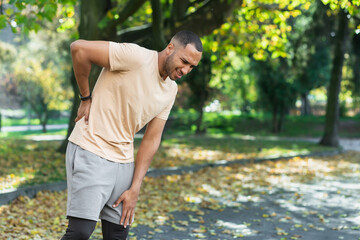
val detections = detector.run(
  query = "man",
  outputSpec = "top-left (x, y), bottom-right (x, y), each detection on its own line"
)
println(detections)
top-left (61, 30), bottom-right (203, 239)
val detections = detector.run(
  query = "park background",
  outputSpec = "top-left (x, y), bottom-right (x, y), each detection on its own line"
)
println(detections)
top-left (0, 0), bottom-right (360, 239)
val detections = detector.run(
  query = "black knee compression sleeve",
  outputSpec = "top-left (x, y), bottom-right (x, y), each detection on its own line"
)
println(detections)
top-left (61, 217), bottom-right (97, 240)
top-left (101, 219), bottom-right (129, 240)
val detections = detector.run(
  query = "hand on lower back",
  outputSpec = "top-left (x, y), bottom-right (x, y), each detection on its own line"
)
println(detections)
top-left (75, 100), bottom-right (91, 124)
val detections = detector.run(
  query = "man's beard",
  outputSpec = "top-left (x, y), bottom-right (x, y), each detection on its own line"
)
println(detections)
top-left (164, 52), bottom-right (176, 80)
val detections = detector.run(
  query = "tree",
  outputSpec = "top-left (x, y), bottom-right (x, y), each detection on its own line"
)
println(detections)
top-left (319, 9), bottom-right (349, 146)
top-left (292, 0), bottom-right (334, 116)
top-left (351, 24), bottom-right (360, 99)
top-left (183, 52), bottom-right (213, 134)
top-left (1, 14), bottom-right (74, 132)
top-left (57, 0), bottom-right (115, 151)
top-left (0, 41), bottom-right (20, 110)
top-left (319, 0), bottom-right (360, 147)
top-left (253, 58), bottom-right (297, 133)
top-left (58, 0), bottom-right (243, 152)
top-left (0, 0), bottom-right (76, 34)
top-left (11, 60), bottom-right (71, 132)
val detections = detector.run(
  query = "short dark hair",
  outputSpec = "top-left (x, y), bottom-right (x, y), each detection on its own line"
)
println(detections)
top-left (172, 30), bottom-right (203, 52)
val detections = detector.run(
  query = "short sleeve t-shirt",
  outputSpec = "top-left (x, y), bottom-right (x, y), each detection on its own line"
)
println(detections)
top-left (68, 42), bottom-right (178, 163)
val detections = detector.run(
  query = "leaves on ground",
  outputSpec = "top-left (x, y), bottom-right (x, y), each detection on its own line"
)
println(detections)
top-left (0, 136), bottom-right (334, 192)
top-left (1, 150), bottom-right (359, 239)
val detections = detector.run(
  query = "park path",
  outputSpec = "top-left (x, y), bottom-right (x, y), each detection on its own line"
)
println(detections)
top-left (282, 137), bottom-right (360, 152)
top-left (117, 151), bottom-right (360, 240)
top-left (0, 124), bottom-right (68, 132)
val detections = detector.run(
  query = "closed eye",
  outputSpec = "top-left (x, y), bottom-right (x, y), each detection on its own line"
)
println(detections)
top-left (181, 58), bottom-right (195, 68)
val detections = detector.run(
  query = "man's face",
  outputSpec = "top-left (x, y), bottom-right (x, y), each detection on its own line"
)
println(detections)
top-left (164, 43), bottom-right (202, 80)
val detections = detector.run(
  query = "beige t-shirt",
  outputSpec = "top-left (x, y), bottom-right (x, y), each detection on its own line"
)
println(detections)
top-left (68, 42), bottom-right (178, 163)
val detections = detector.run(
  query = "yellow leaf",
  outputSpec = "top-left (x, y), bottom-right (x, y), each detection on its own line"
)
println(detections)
top-left (5, 8), bottom-right (13, 15)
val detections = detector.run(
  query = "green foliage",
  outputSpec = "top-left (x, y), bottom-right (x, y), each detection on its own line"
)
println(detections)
top-left (0, 0), bottom-right (76, 34)
top-left (181, 52), bottom-right (213, 132)
top-left (0, 41), bottom-right (17, 71)
top-left (0, 18), bottom-right (74, 131)
top-left (207, 0), bottom-right (313, 61)
top-left (183, 53), bottom-right (213, 111)
top-left (252, 57), bottom-right (297, 132)
top-left (13, 60), bottom-right (70, 111)
top-left (169, 110), bottom-right (360, 138)
top-left (322, 0), bottom-right (360, 14)
top-left (99, 1), bottom-right (153, 30)
top-left (211, 51), bottom-right (257, 112)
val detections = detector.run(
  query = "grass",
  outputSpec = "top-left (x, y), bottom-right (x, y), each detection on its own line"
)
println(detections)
top-left (169, 112), bottom-right (360, 138)
top-left (0, 133), bottom-right (337, 193)
top-left (0, 129), bottom-right (67, 139)
top-left (2, 111), bottom-right (359, 138)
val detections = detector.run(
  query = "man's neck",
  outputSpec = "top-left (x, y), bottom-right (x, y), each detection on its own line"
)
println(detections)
top-left (157, 51), bottom-right (167, 80)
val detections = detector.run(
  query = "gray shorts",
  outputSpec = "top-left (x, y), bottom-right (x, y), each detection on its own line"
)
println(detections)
top-left (65, 142), bottom-right (134, 224)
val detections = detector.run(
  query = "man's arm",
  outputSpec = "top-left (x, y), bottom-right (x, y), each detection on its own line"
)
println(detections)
top-left (112, 117), bottom-right (167, 227)
top-left (70, 40), bottom-right (110, 124)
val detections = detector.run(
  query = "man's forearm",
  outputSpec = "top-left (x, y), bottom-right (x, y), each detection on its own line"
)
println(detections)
top-left (130, 138), bottom-right (160, 192)
top-left (70, 40), bottom-right (92, 96)
top-left (70, 40), bottom-right (110, 97)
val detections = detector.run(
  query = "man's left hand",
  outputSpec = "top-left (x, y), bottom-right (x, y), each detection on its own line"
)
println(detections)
top-left (113, 188), bottom-right (139, 228)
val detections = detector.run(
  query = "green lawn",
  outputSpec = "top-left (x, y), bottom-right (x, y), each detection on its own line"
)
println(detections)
top-left (169, 112), bottom-right (360, 138)
top-left (0, 134), bottom-right (336, 193)
top-left (2, 112), bottom-right (359, 138)
top-left (0, 129), bottom-right (67, 139)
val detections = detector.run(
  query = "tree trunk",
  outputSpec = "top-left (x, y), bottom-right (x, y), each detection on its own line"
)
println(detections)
top-left (319, 9), bottom-right (349, 147)
top-left (278, 104), bottom-right (286, 133)
top-left (151, 0), bottom-right (166, 51)
top-left (300, 92), bottom-right (312, 116)
top-left (115, 0), bottom-right (242, 44)
top-left (352, 33), bottom-right (360, 97)
top-left (195, 106), bottom-right (205, 134)
top-left (41, 109), bottom-right (48, 133)
top-left (59, 0), bottom-right (243, 151)
top-left (40, 101), bottom-right (48, 133)
top-left (272, 104), bottom-right (278, 133)
top-left (58, 0), bottom-right (114, 152)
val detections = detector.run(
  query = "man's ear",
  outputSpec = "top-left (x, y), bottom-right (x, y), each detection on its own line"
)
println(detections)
top-left (166, 43), bottom-right (175, 55)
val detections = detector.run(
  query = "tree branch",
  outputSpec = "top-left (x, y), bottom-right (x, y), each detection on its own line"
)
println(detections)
top-left (254, 3), bottom-right (292, 12)
top-left (115, 0), bottom-right (243, 45)
top-left (116, 24), bottom-right (152, 43)
top-left (170, 0), bottom-right (243, 37)
top-left (107, 0), bottom-right (147, 29)
top-left (170, 0), bottom-right (190, 25)
top-left (151, 0), bottom-right (166, 50)
top-left (0, 0), bottom-right (3, 15)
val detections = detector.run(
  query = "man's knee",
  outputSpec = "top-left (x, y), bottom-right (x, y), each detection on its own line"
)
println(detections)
top-left (61, 217), bottom-right (97, 240)
top-left (102, 219), bottom-right (129, 240)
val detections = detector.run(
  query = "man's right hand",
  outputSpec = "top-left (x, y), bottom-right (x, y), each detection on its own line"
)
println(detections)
top-left (75, 100), bottom-right (91, 124)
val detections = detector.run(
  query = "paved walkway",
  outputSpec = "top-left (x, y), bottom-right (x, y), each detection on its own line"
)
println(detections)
top-left (0, 124), bottom-right (68, 132)
top-left (128, 152), bottom-right (360, 240)
top-left (283, 137), bottom-right (360, 152)
top-left (130, 177), bottom-right (360, 240)
top-left (236, 135), bottom-right (360, 152)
